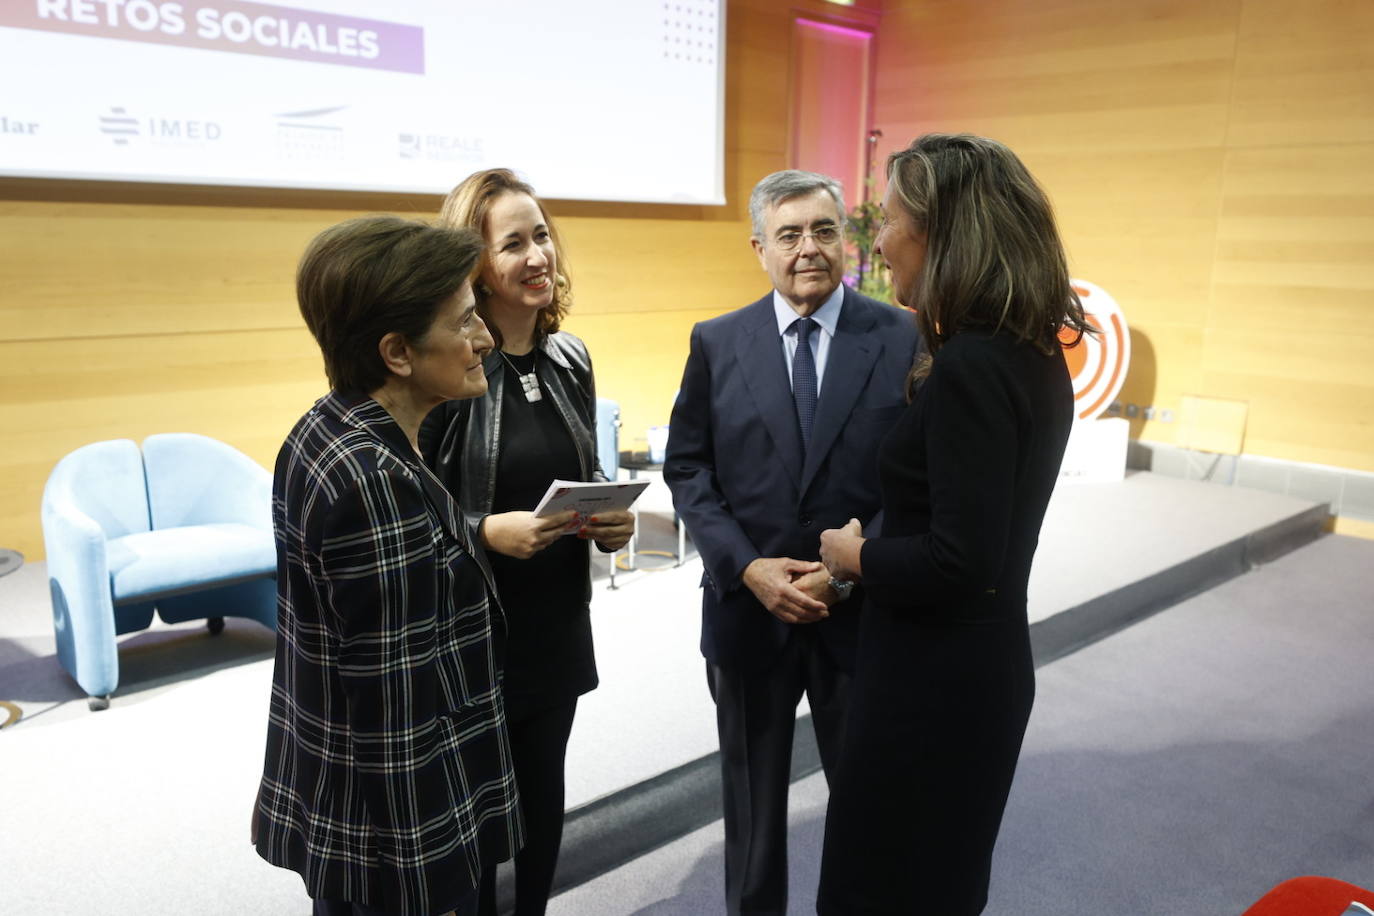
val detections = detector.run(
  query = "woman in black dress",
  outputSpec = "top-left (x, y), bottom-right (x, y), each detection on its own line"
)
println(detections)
top-left (816, 134), bottom-right (1092, 915)
top-left (420, 169), bottom-right (633, 916)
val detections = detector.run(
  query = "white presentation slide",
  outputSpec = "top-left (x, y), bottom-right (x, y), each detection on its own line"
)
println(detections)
top-left (0, 0), bottom-right (726, 204)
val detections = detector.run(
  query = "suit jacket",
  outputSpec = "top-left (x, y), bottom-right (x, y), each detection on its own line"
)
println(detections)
top-left (255, 391), bottom-right (522, 916)
top-left (664, 286), bottom-right (919, 672)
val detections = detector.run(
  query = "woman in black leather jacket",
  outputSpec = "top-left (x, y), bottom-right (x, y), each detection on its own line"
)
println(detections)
top-left (419, 168), bottom-right (633, 916)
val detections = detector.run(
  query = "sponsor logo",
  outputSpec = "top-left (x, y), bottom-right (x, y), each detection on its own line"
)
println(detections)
top-left (1, 116), bottom-right (40, 136)
top-left (1060, 279), bottom-right (1130, 422)
top-left (275, 106), bottom-right (347, 161)
top-left (99, 106), bottom-right (223, 148)
top-left (397, 132), bottom-right (483, 163)
top-left (99, 107), bottom-right (138, 146)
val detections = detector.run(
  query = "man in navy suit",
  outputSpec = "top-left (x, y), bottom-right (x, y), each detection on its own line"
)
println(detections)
top-left (664, 170), bottom-right (920, 916)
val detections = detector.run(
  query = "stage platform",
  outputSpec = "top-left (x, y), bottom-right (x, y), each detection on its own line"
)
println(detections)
top-left (546, 470), bottom-right (1329, 901)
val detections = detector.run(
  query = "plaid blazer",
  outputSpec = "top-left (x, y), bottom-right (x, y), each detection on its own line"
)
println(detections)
top-left (255, 391), bottom-right (522, 915)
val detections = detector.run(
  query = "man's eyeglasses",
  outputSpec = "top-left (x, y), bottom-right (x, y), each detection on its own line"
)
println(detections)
top-left (772, 226), bottom-right (842, 251)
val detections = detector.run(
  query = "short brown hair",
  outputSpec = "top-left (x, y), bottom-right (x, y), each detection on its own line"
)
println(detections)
top-left (886, 134), bottom-right (1091, 384)
top-left (296, 216), bottom-right (482, 395)
top-left (438, 168), bottom-right (572, 345)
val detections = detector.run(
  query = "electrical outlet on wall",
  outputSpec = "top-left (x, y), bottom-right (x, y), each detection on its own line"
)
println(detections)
top-left (1160, 409), bottom-right (1174, 423)
top-left (1143, 406), bottom-right (1156, 420)
top-left (1125, 403), bottom-right (1139, 418)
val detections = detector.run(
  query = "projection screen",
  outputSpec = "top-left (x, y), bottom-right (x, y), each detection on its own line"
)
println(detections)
top-left (0, 0), bottom-right (726, 204)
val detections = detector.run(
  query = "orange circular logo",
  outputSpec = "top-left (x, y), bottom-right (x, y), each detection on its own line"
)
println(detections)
top-left (1059, 279), bottom-right (1130, 421)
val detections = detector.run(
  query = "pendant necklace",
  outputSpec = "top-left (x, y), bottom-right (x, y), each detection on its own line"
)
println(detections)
top-left (499, 349), bottom-right (542, 402)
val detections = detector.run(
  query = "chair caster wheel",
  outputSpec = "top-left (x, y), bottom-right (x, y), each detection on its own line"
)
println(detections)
top-left (207, 617), bottom-right (225, 635)
top-left (88, 695), bottom-right (111, 712)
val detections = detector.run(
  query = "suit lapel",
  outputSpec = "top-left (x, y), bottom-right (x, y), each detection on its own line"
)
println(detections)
top-left (801, 290), bottom-right (880, 493)
top-left (734, 298), bottom-right (804, 487)
top-left (334, 393), bottom-right (500, 595)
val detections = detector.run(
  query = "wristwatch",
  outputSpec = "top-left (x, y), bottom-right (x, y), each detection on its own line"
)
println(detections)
top-left (827, 576), bottom-right (855, 602)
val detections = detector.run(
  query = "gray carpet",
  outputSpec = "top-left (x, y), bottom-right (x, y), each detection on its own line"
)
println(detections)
top-left (991, 532), bottom-right (1374, 915)
top-left (553, 533), bottom-right (1374, 914)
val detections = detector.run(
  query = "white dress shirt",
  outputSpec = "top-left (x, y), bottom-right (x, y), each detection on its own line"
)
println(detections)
top-left (773, 284), bottom-right (844, 397)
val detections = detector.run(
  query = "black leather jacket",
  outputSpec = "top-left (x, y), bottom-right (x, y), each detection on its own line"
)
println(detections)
top-left (419, 331), bottom-right (607, 602)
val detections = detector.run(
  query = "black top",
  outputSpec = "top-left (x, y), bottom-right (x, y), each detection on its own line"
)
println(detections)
top-left (861, 329), bottom-right (1073, 612)
top-left (818, 330), bottom-right (1074, 915)
top-left (488, 351), bottom-right (597, 712)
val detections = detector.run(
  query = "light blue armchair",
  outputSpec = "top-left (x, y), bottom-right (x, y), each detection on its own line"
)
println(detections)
top-left (41, 434), bottom-right (277, 710)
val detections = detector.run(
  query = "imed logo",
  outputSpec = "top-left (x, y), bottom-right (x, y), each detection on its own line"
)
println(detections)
top-left (98, 106), bottom-right (222, 147)
top-left (99, 107), bottom-right (138, 145)
top-left (1059, 279), bottom-right (1130, 421)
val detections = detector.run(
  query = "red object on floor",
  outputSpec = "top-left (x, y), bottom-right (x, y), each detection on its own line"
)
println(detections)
top-left (1241, 876), bottom-right (1374, 916)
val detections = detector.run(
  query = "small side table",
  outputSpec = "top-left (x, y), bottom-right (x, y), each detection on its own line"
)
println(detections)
top-left (0, 549), bottom-right (24, 729)
top-left (618, 451), bottom-right (686, 571)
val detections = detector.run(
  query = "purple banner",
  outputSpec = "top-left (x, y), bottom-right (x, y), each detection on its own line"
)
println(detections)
top-left (3, 0), bottom-right (424, 74)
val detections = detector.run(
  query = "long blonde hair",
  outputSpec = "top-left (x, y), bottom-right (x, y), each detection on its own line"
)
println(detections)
top-left (887, 134), bottom-right (1091, 388)
top-left (438, 168), bottom-right (573, 345)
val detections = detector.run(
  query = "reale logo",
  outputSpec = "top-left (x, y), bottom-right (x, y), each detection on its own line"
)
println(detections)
top-left (397, 131), bottom-right (482, 163)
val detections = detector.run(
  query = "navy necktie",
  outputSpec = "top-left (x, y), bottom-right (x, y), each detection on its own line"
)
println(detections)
top-left (792, 317), bottom-right (818, 448)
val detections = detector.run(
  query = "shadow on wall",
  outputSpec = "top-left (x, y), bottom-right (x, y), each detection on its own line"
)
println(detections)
top-left (1114, 327), bottom-right (1156, 439)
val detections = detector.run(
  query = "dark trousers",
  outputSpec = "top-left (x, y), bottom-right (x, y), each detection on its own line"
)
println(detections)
top-left (708, 627), bottom-right (852, 916)
top-left (313, 885), bottom-right (478, 916)
top-left (477, 697), bottom-right (579, 916)
top-left (312, 901), bottom-right (389, 916)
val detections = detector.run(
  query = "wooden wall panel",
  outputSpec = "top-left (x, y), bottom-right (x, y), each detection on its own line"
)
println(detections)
top-left (871, 0), bottom-right (1373, 471)
top-left (556, 217), bottom-right (761, 315)
top-left (563, 307), bottom-right (728, 442)
top-left (873, 0), bottom-right (1238, 150)
top-left (0, 0), bottom-right (865, 560)
top-left (1034, 147), bottom-right (1227, 326)
top-left (1209, 137), bottom-right (1374, 469)
top-left (12, 0), bottom-right (1366, 560)
top-left (1202, 371), bottom-right (1374, 470)
top-left (1228, 0), bottom-right (1374, 147)
top-left (0, 201), bottom-right (328, 340)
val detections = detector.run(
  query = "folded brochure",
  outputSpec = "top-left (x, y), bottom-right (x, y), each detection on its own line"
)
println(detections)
top-left (532, 478), bottom-right (652, 533)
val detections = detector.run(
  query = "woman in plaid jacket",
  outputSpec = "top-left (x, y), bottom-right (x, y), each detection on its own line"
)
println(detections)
top-left (254, 216), bottom-right (523, 916)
